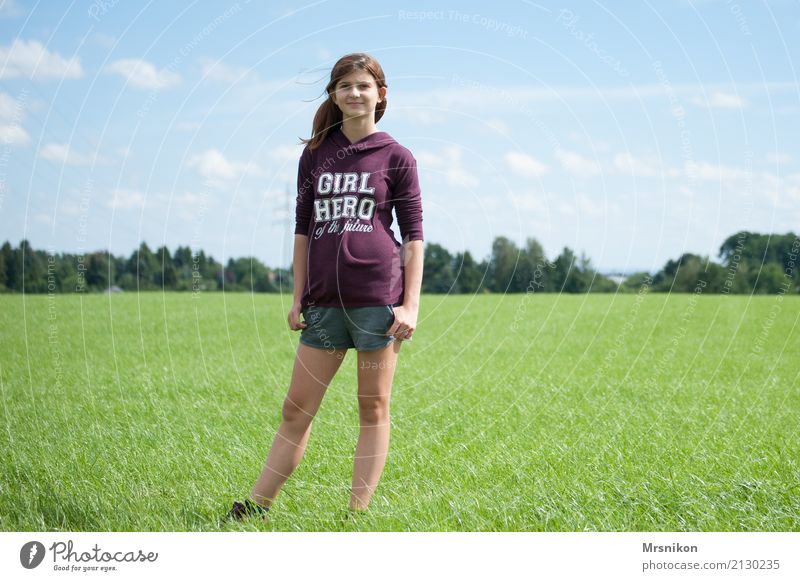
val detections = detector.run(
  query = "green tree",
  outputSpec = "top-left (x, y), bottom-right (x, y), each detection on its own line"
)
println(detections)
top-left (620, 271), bottom-right (653, 293)
top-left (452, 250), bottom-right (485, 293)
top-left (155, 245), bottom-right (177, 289)
top-left (423, 243), bottom-right (455, 293)
top-left (752, 262), bottom-right (789, 294)
top-left (552, 246), bottom-right (590, 292)
top-left (487, 237), bottom-right (520, 292)
top-left (86, 252), bottom-right (111, 291)
top-left (0, 244), bottom-right (6, 291)
top-left (19, 240), bottom-right (47, 293)
top-left (127, 242), bottom-right (159, 290)
top-left (517, 237), bottom-right (549, 292)
top-left (3, 242), bottom-right (21, 291)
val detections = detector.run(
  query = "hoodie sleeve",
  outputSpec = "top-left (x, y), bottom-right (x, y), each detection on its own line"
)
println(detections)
top-left (294, 146), bottom-right (314, 236)
top-left (392, 152), bottom-right (424, 242)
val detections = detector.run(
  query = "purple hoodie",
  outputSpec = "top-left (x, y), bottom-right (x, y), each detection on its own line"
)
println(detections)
top-left (295, 127), bottom-right (424, 309)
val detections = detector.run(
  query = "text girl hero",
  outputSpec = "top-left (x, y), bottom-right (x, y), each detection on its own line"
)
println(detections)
top-left (227, 53), bottom-right (424, 521)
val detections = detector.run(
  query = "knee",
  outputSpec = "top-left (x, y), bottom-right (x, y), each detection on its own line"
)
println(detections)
top-left (281, 397), bottom-right (314, 428)
top-left (357, 395), bottom-right (390, 425)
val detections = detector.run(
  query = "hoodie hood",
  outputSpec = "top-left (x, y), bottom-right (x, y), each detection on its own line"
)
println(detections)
top-left (329, 127), bottom-right (397, 153)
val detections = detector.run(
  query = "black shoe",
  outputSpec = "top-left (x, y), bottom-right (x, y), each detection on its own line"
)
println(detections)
top-left (226, 499), bottom-right (269, 521)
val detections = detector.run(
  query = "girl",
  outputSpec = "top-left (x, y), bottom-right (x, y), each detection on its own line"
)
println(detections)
top-left (227, 53), bottom-right (424, 521)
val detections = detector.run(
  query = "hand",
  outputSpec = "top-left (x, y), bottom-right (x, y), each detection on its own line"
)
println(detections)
top-left (387, 304), bottom-right (418, 341)
top-left (287, 302), bottom-right (307, 331)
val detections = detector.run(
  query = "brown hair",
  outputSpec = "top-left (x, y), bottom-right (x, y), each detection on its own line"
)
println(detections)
top-left (299, 53), bottom-right (388, 150)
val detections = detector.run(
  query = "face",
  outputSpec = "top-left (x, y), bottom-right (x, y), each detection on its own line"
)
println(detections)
top-left (330, 70), bottom-right (386, 119)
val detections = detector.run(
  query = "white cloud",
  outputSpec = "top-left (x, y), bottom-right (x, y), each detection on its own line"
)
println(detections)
top-left (408, 79), bottom-right (793, 111)
top-left (505, 151), bottom-right (549, 177)
top-left (395, 108), bottom-right (447, 125)
top-left (485, 118), bottom-right (510, 136)
top-left (691, 91), bottom-right (746, 109)
top-left (555, 149), bottom-right (602, 178)
top-left (33, 212), bottom-right (53, 225)
top-left (575, 193), bottom-right (606, 217)
top-left (614, 152), bottom-right (651, 177)
top-left (567, 132), bottom-right (611, 154)
top-left (555, 193), bottom-right (609, 218)
top-left (687, 161), bottom-right (751, 181)
top-left (186, 149), bottom-right (262, 181)
top-left (175, 121), bottom-right (201, 132)
top-left (107, 188), bottom-right (147, 210)
top-left (0, 39), bottom-right (83, 80)
top-left (0, 0), bottom-right (24, 17)
top-left (509, 191), bottom-right (547, 213)
top-left (39, 143), bottom-right (104, 165)
top-left (0, 92), bottom-right (25, 120)
top-left (765, 152), bottom-right (792, 165)
top-left (200, 58), bottom-right (254, 83)
top-left (105, 59), bottom-right (181, 89)
top-left (613, 152), bottom-right (661, 177)
top-left (416, 146), bottom-right (479, 188)
top-left (0, 124), bottom-right (30, 145)
top-left (85, 33), bottom-right (116, 49)
top-left (269, 143), bottom-right (304, 164)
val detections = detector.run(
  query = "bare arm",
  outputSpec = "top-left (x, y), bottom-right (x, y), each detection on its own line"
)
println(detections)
top-left (402, 240), bottom-right (424, 310)
top-left (288, 234), bottom-right (309, 330)
top-left (292, 234), bottom-right (309, 304)
top-left (389, 239), bottom-right (424, 341)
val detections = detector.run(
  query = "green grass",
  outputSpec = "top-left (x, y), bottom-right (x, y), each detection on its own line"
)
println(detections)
top-left (1, 291), bottom-right (798, 531)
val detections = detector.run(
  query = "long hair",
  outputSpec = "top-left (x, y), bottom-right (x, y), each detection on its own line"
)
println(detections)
top-left (300, 53), bottom-right (388, 150)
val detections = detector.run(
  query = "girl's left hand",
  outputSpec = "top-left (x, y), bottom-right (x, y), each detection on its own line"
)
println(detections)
top-left (387, 305), bottom-right (418, 341)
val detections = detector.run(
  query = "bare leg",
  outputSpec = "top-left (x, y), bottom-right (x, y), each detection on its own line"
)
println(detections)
top-left (250, 343), bottom-right (347, 508)
top-left (349, 340), bottom-right (401, 511)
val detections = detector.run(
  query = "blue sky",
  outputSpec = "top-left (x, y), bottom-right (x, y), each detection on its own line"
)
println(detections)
top-left (1, 0), bottom-right (799, 273)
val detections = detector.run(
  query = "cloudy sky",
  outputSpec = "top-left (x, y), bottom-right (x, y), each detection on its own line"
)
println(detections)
top-left (1, 0), bottom-right (799, 273)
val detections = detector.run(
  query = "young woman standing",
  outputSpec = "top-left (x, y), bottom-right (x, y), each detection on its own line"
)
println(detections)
top-left (227, 53), bottom-right (424, 521)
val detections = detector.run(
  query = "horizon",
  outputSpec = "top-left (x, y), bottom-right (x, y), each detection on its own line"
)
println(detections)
top-left (2, 1), bottom-right (799, 274)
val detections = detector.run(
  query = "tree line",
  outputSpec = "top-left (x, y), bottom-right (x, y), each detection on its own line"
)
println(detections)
top-left (0, 231), bottom-right (797, 295)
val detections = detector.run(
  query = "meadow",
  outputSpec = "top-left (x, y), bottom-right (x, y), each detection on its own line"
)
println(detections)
top-left (1, 291), bottom-right (798, 531)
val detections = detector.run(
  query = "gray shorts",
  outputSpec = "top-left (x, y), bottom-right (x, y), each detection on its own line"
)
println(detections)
top-left (299, 304), bottom-right (400, 352)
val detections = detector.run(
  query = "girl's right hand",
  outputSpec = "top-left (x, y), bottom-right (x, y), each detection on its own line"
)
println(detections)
top-left (287, 302), bottom-right (307, 331)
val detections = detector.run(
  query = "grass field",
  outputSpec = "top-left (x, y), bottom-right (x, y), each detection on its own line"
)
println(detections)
top-left (1, 291), bottom-right (798, 531)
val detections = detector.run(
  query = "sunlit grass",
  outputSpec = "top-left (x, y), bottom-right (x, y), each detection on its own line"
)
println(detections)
top-left (1, 291), bottom-right (798, 531)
